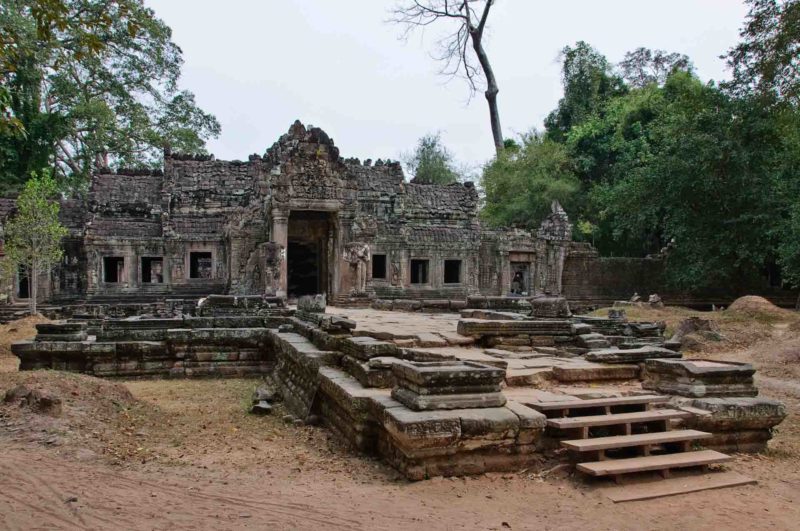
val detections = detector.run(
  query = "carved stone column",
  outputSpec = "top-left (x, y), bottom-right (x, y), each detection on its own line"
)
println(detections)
top-left (272, 209), bottom-right (289, 297)
top-left (499, 250), bottom-right (510, 295)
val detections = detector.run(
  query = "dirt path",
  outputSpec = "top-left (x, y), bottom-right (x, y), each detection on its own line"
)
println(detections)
top-left (3, 306), bottom-right (800, 529)
top-left (2, 441), bottom-right (799, 531)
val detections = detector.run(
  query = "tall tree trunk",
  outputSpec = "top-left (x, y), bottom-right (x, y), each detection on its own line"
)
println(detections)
top-left (471, 32), bottom-right (503, 155)
top-left (29, 260), bottom-right (37, 315)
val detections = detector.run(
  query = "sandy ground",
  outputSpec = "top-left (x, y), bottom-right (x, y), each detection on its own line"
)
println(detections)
top-left (1, 301), bottom-right (800, 530)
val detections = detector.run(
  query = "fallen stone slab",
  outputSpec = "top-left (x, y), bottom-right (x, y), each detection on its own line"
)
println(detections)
top-left (643, 359), bottom-right (757, 397)
top-left (577, 333), bottom-right (611, 350)
top-left (414, 333), bottom-right (448, 348)
top-left (250, 400), bottom-right (273, 415)
top-left (529, 296), bottom-right (572, 318)
top-left (505, 368), bottom-right (553, 387)
top-left (392, 360), bottom-right (505, 389)
top-left (460, 309), bottom-right (525, 320)
top-left (682, 397), bottom-right (787, 453)
top-left (685, 397), bottom-right (786, 431)
top-left (553, 363), bottom-right (639, 382)
top-left (391, 388), bottom-right (507, 411)
top-left (585, 346), bottom-right (681, 364)
top-left (340, 336), bottom-right (400, 361)
top-left (457, 319), bottom-right (575, 337)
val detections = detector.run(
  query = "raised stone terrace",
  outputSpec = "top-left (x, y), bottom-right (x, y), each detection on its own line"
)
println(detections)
top-left (10, 296), bottom-right (787, 483)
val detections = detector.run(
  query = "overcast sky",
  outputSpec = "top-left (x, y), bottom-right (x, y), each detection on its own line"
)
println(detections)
top-left (145, 0), bottom-right (750, 173)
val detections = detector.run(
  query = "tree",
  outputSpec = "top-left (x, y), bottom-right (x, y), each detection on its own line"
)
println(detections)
top-left (0, 0), bottom-right (125, 136)
top-left (481, 131), bottom-right (579, 228)
top-left (545, 42), bottom-right (627, 142)
top-left (589, 72), bottom-right (786, 289)
top-left (404, 132), bottom-right (461, 184)
top-left (3, 169), bottom-right (68, 314)
top-left (618, 47), bottom-right (692, 88)
top-left (725, 0), bottom-right (800, 105)
top-left (0, 0), bottom-right (220, 191)
top-left (390, 1), bottom-right (504, 154)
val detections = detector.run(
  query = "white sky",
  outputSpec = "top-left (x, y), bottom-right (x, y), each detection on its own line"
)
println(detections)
top-left (145, 0), bottom-right (750, 172)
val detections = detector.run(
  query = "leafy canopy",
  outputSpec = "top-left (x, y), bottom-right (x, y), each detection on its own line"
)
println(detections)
top-left (0, 0), bottom-right (220, 191)
top-left (404, 133), bottom-right (462, 185)
top-left (481, 132), bottom-right (579, 229)
top-left (481, 21), bottom-right (800, 292)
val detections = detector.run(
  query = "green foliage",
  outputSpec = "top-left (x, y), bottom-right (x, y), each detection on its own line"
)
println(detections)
top-left (404, 133), bottom-right (461, 185)
top-left (725, 0), bottom-right (800, 105)
top-left (3, 169), bottom-right (68, 312)
top-left (0, 0), bottom-right (220, 191)
top-left (481, 132), bottom-right (580, 229)
top-left (619, 47), bottom-right (693, 88)
top-left (590, 72), bottom-right (788, 288)
top-left (482, 26), bottom-right (800, 292)
top-left (544, 41), bottom-right (627, 142)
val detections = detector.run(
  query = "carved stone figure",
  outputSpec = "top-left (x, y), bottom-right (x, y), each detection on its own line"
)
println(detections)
top-left (391, 260), bottom-right (402, 286)
top-left (263, 242), bottom-right (284, 296)
top-left (343, 241), bottom-right (370, 295)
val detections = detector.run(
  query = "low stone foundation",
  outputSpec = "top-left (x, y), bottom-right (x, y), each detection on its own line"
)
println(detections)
top-left (12, 312), bottom-right (291, 378)
top-left (682, 397), bottom-right (787, 453)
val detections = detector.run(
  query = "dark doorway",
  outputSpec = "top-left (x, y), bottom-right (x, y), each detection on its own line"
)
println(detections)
top-left (287, 211), bottom-right (333, 297)
top-left (410, 259), bottom-right (429, 284)
top-left (17, 265), bottom-right (29, 299)
top-left (444, 259), bottom-right (462, 284)
top-left (190, 252), bottom-right (213, 279)
top-left (142, 257), bottom-right (164, 283)
top-left (510, 262), bottom-right (530, 295)
top-left (372, 254), bottom-right (387, 280)
top-left (103, 256), bottom-right (125, 283)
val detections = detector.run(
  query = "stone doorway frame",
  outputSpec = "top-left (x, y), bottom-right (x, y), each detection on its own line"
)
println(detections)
top-left (271, 203), bottom-right (342, 299)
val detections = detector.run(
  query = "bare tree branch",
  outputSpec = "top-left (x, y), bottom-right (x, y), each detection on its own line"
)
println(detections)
top-left (389, 0), bottom-right (503, 154)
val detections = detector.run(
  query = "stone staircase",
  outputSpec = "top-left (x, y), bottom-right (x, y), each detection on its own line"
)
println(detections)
top-left (529, 394), bottom-right (733, 482)
top-left (0, 304), bottom-right (31, 324)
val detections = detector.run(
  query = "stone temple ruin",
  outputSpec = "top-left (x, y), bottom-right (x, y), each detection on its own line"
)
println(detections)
top-left (1, 121), bottom-right (791, 488)
top-left (1, 120), bottom-right (794, 313)
top-left (2, 120), bottom-right (578, 309)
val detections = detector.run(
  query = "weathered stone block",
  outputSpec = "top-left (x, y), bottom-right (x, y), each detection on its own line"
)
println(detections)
top-left (297, 294), bottom-right (326, 313)
top-left (643, 359), bottom-right (757, 397)
top-left (392, 387), bottom-right (507, 411)
top-left (584, 346), bottom-right (681, 364)
top-left (391, 360), bottom-right (505, 389)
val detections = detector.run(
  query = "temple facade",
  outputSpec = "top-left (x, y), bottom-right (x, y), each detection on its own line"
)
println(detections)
top-left (0, 121), bottom-right (574, 305)
top-left (2, 120), bottom-right (794, 309)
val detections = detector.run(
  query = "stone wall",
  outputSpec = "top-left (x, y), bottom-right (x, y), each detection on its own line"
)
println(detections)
top-left (562, 248), bottom-right (798, 308)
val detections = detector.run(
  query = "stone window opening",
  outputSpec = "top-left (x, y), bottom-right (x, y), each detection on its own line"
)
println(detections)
top-left (410, 259), bottom-right (429, 285)
top-left (103, 257), bottom-right (125, 283)
top-left (189, 252), bottom-right (213, 279)
top-left (372, 254), bottom-right (387, 280)
top-left (444, 259), bottom-right (462, 284)
top-left (141, 257), bottom-right (164, 283)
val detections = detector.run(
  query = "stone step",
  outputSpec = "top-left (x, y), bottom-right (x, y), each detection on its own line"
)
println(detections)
top-left (584, 346), bottom-right (681, 364)
top-left (552, 363), bottom-right (639, 382)
top-left (562, 429), bottom-right (712, 453)
top-left (576, 449), bottom-right (732, 477)
top-left (457, 318), bottom-right (575, 337)
top-left (578, 333), bottom-right (611, 349)
top-left (547, 409), bottom-right (691, 430)
top-left (528, 394), bottom-right (668, 415)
